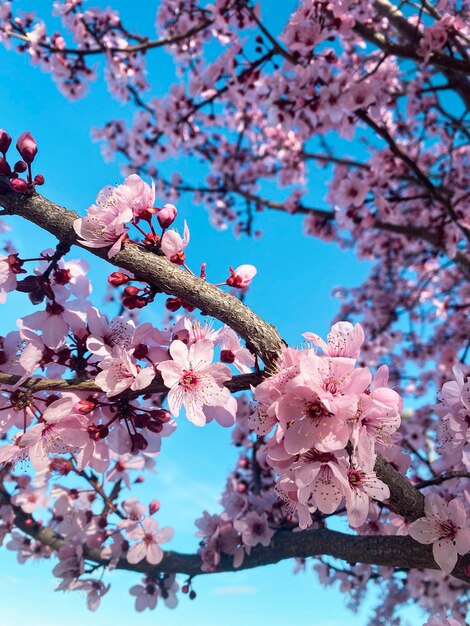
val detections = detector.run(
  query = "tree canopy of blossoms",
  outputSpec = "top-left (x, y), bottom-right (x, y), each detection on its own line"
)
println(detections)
top-left (0, 0), bottom-right (469, 624)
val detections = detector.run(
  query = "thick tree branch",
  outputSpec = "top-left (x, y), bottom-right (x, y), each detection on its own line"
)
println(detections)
top-left (4, 482), bottom-right (468, 583)
top-left (0, 188), bottom-right (284, 368)
top-left (0, 371), bottom-right (262, 396)
top-left (0, 188), bottom-right (432, 539)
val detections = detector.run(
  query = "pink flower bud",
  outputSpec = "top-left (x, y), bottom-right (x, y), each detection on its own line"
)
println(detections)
top-left (34, 174), bottom-right (45, 185)
top-left (16, 131), bottom-right (38, 164)
top-left (10, 178), bottom-right (29, 193)
top-left (157, 203), bottom-right (177, 229)
top-left (226, 264), bottom-right (257, 289)
top-left (149, 500), bottom-right (160, 515)
top-left (0, 129), bottom-right (12, 154)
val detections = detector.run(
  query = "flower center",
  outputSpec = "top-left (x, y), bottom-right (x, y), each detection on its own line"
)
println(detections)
top-left (348, 469), bottom-right (365, 488)
top-left (439, 520), bottom-right (457, 541)
top-left (304, 399), bottom-right (329, 421)
top-left (181, 370), bottom-right (199, 390)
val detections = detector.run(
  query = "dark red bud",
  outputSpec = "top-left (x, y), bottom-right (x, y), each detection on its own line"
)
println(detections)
top-left (34, 174), bottom-right (45, 185)
top-left (14, 160), bottom-right (27, 173)
top-left (123, 286), bottom-right (140, 297)
top-left (220, 349), bottom-right (235, 364)
top-left (189, 590), bottom-right (196, 600)
top-left (108, 271), bottom-right (130, 286)
top-left (165, 297), bottom-right (182, 312)
top-left (131, 433), bottom-right (148, 452)
top-left (0, 157), bottom-right (12, 177)
top-left (0, 129), bottom-right (12, 154)
top-left (181, 585), bottom-right (189, 594)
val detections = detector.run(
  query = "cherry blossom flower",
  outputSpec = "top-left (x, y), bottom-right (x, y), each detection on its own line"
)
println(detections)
top-left (125, 517), bottom-right (173, 565)
top-left (233, 512), bottom-right (274, 552)
top-left (74, 183), bottom-right (133, 258)
top-left (0, 253), bottom-right (24, 303)
top-left (19, 297), bottom-right (86, 349)
top-left (226, 264), bottom-right (257, 289)
top-left (157, 203), bottom-right (177, 229)
top-left (303, 321), bottom-right (365, 358)
top-left (21, 396), bottom-right (87, 471)
top-left (408, 494), bottom-right (470, 574)
top-left (219, 327), bottom-right (255, 373)
top-left (160, 221), bottom-right (189, 264)
top-left (157, 339), bottom-right (231, 426)
top-left (95, 348), bottom-right (155, 397)
top-left (113, 174), bottom-right (155, 219)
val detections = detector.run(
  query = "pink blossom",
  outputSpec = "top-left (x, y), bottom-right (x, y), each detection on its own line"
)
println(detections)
top-left (160, 221), bottom-right (189, 264)
top-left (0, 254), bottom-right (24, 303)
top-left (126, 517), bottom-right (173, 565)
top-left (303, 321), bottom-right (365, 358)
top-left (69, 579), bottom-right (110, 611)
top-left (19, 298), bottom-right (86, 349)
top-left (219, 327), bottom-right (255, 373)
top-left (226, 264), bottom-right (257, 289)
top-left (95, 348), bottom-right (155, 397)
top-left (157, 339), bottom-right (231, 426)
top-left (408, 494), bottom-right (470, 574)
top-left (21, 397), bottom-right (87, 471)
top-left (74, 183), bottom-right (133, 258)
top-left (113, 174), bottom-right (156, 219)
top-left (233, 512), bottom-right (274, 552)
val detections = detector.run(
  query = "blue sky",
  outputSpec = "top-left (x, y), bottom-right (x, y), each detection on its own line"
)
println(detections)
top-left (0, 2), bottom-right (429, 624)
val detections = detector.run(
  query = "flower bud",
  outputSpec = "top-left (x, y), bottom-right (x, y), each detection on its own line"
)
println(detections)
top-left (148, 500), bottom-right (160, 515)
top-left (123, 286), bottom-right (140, 297)
top-left (34, 174), bottom-right (45, 185)
top-left (0, 130), bottom-right (12, 154)
top-left (0, 157), bottom-right (12, 177)
top-left (10, 178), bottom-right (29, 194)
top-left (131, 433), bottom-right (148, 452)
top-left (14, 160), bottom-right (27, 173)
top-left (108, 271), bottom-right (131, 286)
top-left (157, 203), bottom-right (177, 229)
top-left (220, 349), bottom-right (235, 363)
top-left (16, 131), bottom-right (38, 164)
top-left (165, 297), bottom-right (182, 312)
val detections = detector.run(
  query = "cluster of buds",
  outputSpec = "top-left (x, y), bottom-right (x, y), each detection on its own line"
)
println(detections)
top-left (0, 130), bottom-right (44, 193)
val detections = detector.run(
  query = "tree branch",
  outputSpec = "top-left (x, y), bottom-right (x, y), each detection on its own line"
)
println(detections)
top-left (0, 188), bottom-right (284, 368)
top-left (0, 188), bottom-right (431, 538)
top-left (4, 481), bottom-right (468, 583)
top-left (0, 371), bottom-right (262, 397)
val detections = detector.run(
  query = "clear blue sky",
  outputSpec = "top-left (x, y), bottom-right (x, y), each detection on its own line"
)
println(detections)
top-left (0, 2), bottom-right (427, 624)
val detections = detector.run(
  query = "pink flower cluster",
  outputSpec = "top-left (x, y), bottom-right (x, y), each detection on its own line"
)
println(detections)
top-left (437, 366), bottom-right (470, 470)
top-left (250, 322), bottom-right (402, 528)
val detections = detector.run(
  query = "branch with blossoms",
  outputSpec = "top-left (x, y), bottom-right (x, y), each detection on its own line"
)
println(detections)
top-left (0, 158), bottom-right (467, 580)
top-left (0, 172), bottom-right (425, 519)
top-left (0, 0), bottom-right (470, 621)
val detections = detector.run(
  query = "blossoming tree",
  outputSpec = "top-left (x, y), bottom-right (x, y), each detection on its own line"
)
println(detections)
top-left (0, 0), bottom-right (469, 624)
